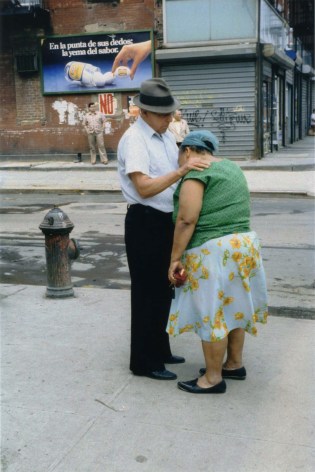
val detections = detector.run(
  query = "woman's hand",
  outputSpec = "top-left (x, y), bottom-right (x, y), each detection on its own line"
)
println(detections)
top-left (168, 261), bottom-right (187, 287)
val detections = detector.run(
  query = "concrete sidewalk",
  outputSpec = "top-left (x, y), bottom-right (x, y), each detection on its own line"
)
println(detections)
top-left (1, 283), bottom-right (314, 472)
top-left (0, 136), bottom-right (314, 196)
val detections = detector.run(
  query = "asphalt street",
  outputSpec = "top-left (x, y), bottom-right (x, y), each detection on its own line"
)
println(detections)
top-left (0, 194), bottom-right (314, 317)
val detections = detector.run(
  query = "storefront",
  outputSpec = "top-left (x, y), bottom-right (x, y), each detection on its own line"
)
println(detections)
top-left (159, 58), bottom-right (257, 159)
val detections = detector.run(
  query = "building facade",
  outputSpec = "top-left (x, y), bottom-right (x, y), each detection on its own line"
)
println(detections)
top-left (0, 0), bottom-right (314, 159)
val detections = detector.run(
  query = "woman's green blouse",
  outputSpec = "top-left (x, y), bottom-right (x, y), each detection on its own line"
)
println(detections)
top-left (173, 159), bottom-right (251, 249)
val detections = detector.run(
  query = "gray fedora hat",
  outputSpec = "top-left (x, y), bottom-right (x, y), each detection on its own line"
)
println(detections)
top-left (133, 78), bottom-right (180, 113)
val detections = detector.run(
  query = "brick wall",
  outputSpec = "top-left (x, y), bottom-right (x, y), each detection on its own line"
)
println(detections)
top-left (0, 0), bottom-right (156, 156)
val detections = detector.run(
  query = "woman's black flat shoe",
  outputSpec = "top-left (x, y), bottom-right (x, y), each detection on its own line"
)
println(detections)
top-left (177, 378), bottom-right (226, 394)
top-left (199, 366), bottom-right (246, 380)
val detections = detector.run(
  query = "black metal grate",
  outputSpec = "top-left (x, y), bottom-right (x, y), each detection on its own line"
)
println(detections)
top-left (15, 53), bottom-right (38, 72)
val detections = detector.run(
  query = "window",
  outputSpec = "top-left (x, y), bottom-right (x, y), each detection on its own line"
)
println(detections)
top-left (15, 53), bottom-right (38, 72)
top-left (164, 0), bottom-right (257, 45)
top-left (19, 1), bottom-right (44, 6)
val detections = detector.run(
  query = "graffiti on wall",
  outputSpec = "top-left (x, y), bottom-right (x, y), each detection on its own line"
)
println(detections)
top-left (183, 106), bottom-right (252, 144)
top-left (210, 107), bottom-right (251, 143)
top-left (184, 109), bottom-right (210, 128)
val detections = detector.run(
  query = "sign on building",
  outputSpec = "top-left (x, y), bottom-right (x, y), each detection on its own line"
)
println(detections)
top-left (40, 30), bottom-right (153, 95)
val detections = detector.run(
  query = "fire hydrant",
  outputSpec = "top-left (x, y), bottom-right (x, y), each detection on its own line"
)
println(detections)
top-left (39, 206), bottom-right (80, 298)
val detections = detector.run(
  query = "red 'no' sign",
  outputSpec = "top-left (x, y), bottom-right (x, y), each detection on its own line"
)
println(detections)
top-left (99, 93), bottom-right (114, 115)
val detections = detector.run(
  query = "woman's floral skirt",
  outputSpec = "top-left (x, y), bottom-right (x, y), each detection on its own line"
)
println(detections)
top-left (167, 231), bottom-right (268, 342)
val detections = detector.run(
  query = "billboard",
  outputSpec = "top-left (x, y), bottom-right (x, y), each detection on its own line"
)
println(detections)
top-left (40, 30), bottom-right (153, 95)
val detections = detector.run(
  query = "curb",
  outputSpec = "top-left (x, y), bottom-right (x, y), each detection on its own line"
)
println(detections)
top-left (269, 306), bottom-right (315, 320)
top-left (1, 164), bottom-right (315, 172)
top-left (0, 188), bottom-right (123, 195)
top-left (0, 189), bottom-right (314, 197)
top-left (0, 165), bottom-right (117, 172)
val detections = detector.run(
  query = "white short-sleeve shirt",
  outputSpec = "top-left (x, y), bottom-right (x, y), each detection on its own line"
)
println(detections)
top-left (117, 116), bottom-right (179, 213)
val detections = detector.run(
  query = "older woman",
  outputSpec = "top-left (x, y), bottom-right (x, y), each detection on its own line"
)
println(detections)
top-left (167, 130), bottom-right (268, 394)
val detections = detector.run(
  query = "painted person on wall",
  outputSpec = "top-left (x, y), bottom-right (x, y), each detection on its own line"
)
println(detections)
top-left (83, 102), bottom-right (108, 165)
top-left (117, 78), bottom-right (210, 381)
top-left (168, 109), bottom-right (190, 147)
top-left (167, 130), bottom-right (268, 394)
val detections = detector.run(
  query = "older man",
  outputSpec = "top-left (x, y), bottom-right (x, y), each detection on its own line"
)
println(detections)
top-left (118, 78), bottom-right (209, 380)
top-left (168, 109), bottom-right (190, 146)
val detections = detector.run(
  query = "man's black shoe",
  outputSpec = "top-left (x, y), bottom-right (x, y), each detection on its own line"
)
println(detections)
top-left (165, 355), bottom-right (185, 364)
top-left (142, 369), bottom-right (177, 380)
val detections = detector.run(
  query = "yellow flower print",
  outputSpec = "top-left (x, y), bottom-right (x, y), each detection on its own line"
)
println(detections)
top-left (168, 326), bottom-right (174, 335)
top-left (251, 327), bottom-right (258, 335)
top-left (243, 236), bottom-right (251, 245)
top-left (202, 267), bottom-right (209, 279)
top-left (230, 236), bottom-right (241, 249)
top-left (223, 249), bottom-right (230, 266)
top-left (242, 281), bottom-right (250, 292)
top-left (179, 324), bottom-right (194, 333)
top-left (192, 262), bottom-right (199, 273)
top-left (213, 307), bottom-right (224, 328)
top-left (169, 313), bottom-right (177, 322)
top-left (218, 290), bottom-right (224, 300)
top-left (250, 258), bottom-right (257, 270)
top-left (217, 240), bottom-right (222, 247)
top-left (234, 312), bottom-right (244, 320)
top-left (252, 313), bottom-right (258, 323)
top-left (223, 296), bottom-right (234, 306)
top-left (229, 272), bottom-right (235, 281)
top-left (203, 316), bottom-right (210, 323)
top-left (244, 256), bottom-right (256, 269)
top-left (242, 267), bottom-right (251, 278)
top-left (232, 252), bottom-right (242, 262)
top-left (214, 319), bottom-right (221, 329)
top-left (191, 279), bottom-right (199, 291)
top-left (185, 254), bottom-right (197, 266)
top-left (211, 331), bottom-right (218, 342)
top-left (263, 311), bottom-right (268, 321)
top-left (183, 249), bottom-right (210, 292)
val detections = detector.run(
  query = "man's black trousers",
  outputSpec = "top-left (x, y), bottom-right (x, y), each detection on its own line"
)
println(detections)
top-left (125, 204), bottom-right (174, 374)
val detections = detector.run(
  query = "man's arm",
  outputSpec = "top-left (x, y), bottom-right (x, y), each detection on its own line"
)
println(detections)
top-left (101, 113), bottom-right (106, 131)
top-left (184, 120), bottom-right (190, 135)
top-left (129, 157), bottom-right (209, 199)
top-left (83, 115), bottom-right (89, 133)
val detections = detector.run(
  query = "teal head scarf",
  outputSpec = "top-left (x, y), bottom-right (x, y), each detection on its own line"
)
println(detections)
top-left (181, 129), bottom-right (219, 154)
